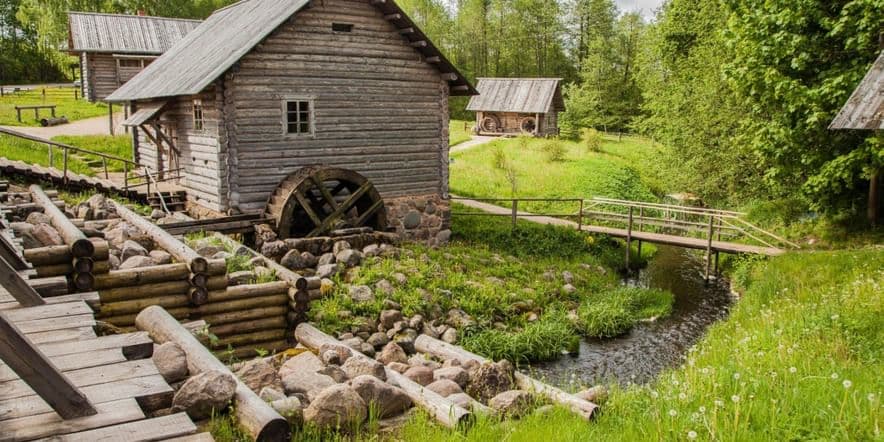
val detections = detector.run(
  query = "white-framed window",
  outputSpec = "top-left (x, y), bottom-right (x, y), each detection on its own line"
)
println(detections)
top-left (193, 99), bottom-right (204, 131)
top-left (283, 98), bottom-right (313, 136)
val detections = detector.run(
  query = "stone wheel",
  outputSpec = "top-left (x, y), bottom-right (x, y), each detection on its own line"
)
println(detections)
top-left (264, 166), bottom-right (386, 239)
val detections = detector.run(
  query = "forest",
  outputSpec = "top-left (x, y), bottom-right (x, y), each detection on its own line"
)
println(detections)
top-left (1, 0), bottom-right (882, 226)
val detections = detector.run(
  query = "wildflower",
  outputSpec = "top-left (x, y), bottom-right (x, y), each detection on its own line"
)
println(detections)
top-left (715, 400), bottom-right (724, 408)
top-left (868, 393), bottom-right (875, 402)
top-left (789, 367), bottom-right (797, 374)
top-left (731, 395), bottom-right (740, 403)
top-left (831, 373), bottom-right (839, 380)
top-left (701, 367), bottom-right (710, 375)
top-left (843, 380), bottom-right (852, 389)
top-left (698, 406), bottom-right (706, 413)
top-left (673, 380), bottom-right (680, 386)
top-left (733, 372), bottom-right (740, 380)
top-left (650, 391), bottom-right (659, 398)
top-left (770, 371), bottom-right (777, 378)
top-left (668, 409), bottom-right (677, 417)
top-left (679, 392), bottom-right (687, 400)
top-left (687, 430), bottom-right (698, 440)
top-left (831, 314), bottom-right (839, 321)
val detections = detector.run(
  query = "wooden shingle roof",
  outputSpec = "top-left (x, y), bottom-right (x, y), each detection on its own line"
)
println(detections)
top-left (830, 51), bottom-right (884, 130)
top-left (107, 0), bottom-right (475, 102)
top-left (68, 12), bottom-right (201, 55)
top-left (466, 78), bottom-right (564, 114)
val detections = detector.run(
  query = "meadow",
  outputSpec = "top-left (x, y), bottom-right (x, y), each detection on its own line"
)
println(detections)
top-left (0, 133), bottom-right (133, 176)
top-left (0, 86), bottom-right (108, 126)
top-left (449, 119), bottom-right (473, 147)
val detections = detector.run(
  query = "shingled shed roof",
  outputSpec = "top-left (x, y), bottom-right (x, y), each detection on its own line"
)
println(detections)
top-left (466, 78), bottom-right (564, 114)
top-left (68, 12), bottom-right (201, 55)
top-left (107, 0), bottom-right (475, 102)
top-left (830, 51), bottom-right (884, 130)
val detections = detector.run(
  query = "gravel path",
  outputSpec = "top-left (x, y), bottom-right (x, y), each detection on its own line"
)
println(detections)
top-left (449, 135), bottom-right (499, 154)
top-left (0, 114), bottom-right (120, 138)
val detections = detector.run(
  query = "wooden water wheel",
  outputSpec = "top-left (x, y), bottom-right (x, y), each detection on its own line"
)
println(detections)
top-left (264, 166), bottom-right (387, 239)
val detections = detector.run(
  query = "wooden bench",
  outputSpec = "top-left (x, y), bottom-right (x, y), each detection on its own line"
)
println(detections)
top-left (14, 105), bottom-right (56, 123)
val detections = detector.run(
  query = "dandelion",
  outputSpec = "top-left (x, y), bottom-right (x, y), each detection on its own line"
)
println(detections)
top-left (679, 392), bottom-right (687, 400)
top-left (789, 366), bottom-right (797, 374)
top-left (770, 371), bottom-right (777, 378)
top-left (731, 395), bottom-right (740, 403)
top-left (715, 400), bottom-right (724, 408)
top-left (687, 430), bottom-right (698, 440)
top-left (668, 409), bottom-right (677, 417)
top-left (733, 372), bottom-right (741, 380)
top-left (673, 379), bottom-right (680, 387)
top-left (650, 390), bottom-right (659, 398)
top-left (868, 393), bottom-right (875, 402)
top-left (701, 367), bottom-right (710, 375)
top-left (843, 380), bottom-right (852, 389)
top-left (831, 314), bottom-right (839, 321)
top-left (831, 373), bottom-right (839, 380)
top-left (699, 406), bottom-right (706, 413)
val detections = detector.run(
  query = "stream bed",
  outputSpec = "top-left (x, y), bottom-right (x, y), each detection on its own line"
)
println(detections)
top-left (532, 245), bottom-right (734, 387)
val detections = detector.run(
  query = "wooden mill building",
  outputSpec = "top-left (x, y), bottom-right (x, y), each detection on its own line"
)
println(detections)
top-left (466, 78), bottom-right (564, 137)
top-left (68, 12), bottom-right (201, 102)
top-left (107, 0), bottom-right (475, 243)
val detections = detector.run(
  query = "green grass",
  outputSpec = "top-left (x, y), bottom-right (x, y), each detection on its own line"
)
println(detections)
top-left (576, 287), bottom-right (674, 337)
top-left (0, 86), bottom-right (107, 126)
top-left (0, 133), bottom-right (133, 177)
top-left (0, 133), bottom-right (94, 175)
top-left (52, 135), bottom-right (133, 172)
top-left (310, 212), bottom-right (668, 363)
top-left (450, 119), bottom-right (473, 147)
top-left (450, 135), bottom-right (664, 214)
top-left (394, 247), bottom-right (884, 440)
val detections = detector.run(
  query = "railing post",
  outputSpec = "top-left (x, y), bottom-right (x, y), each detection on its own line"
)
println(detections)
top-left (705, 215), bottom-right (714, 282)
top-left (123, 162), bottom-right (129, 192)
top-left (103, 157), bottom-right (108, 179)
top-left (625, 206), bottom-right (633, 271)
top-left (578, 199), bottom-right (584, 231)
top-left (47, 143), bottom-right (53, 168)
top-left (637, 206), bottom-right (644, 258)
top-left (62, 147), bottom-right (68, 183)
top-left (511, 199), bottom-right (518, 230)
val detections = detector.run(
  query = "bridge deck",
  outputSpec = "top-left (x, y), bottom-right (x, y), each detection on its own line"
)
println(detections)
top-left (454, 197), bottom-right (784, 256)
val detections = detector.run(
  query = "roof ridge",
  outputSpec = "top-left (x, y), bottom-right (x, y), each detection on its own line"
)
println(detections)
top-left (67, 11), bottom-right (202, 23)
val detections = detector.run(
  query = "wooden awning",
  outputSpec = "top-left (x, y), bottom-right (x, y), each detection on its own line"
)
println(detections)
top-left (122, 102), bottom-right (166, 126)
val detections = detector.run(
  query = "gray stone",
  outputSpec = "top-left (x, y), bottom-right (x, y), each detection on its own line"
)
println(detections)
top-left (576, 385), bottom-right (609, 405)
top-left (300, 251), bottom-right (318, 268)
top-left (403, 210), bottom-right (422, 229)
top-left (489, 390), bottom-right (533, 417)
top-left (271, 397), bottom-right (303, 424)
top-left (172, 370), bottom-right (236, 420)
top-left (282, 370), bottom-right (337, 397)
top-left (260, 240), bottom-right (287, 259)
top-left (235, 359), bottom-right (283, 393)
top-left (319, 343), bottom-right (352, 365)
top-left (403, 366), bottom-right (433, 386)
top-left (408, 315), bottom-right (424, 330)
top-left (392, 273), bottom-right (408, 285)
top-left (426, 379), bottom-right (462, 397)
top-left (77, 205), bottom-right (94, 221)
top-left (441, 328), bottom-right (458, 344)
top-left (303, 384), bottom-right (367, 430)
top-left (120, 240), bottom-right (148, 261)
top-left (562, 271), bottom-right (574, 285)
top-left (448, 393), bottom-right (494, 415)
top-left (153, 342), bottom-right (187, 383)
top-left (376, 342), bottom-right (408, 366)
top-left (360, 343), bottom-right (375, 358)
top-left (118, 255), bottom-right (156, 270)
top-left (349, 375), bottom-right (412, 418)
top-left (150, 209), bottom-right (165, 220)
top-left (213, 251), bottom-right (232, 260)
top-left (336, 249), bottom-right (363, 268)
top-left (25, 212), bottom-right (51, 225)
top-left (195, 245), bottom-right (223, 258)
top-left (375, 279), bottom-right (394, 296)
top-left (393, 329), bottom-right (417, 354)
top-left (342, 337), bottom-right (364, 350)
top-left (108, 254), bottom-right (121, 270)
top-left (281, 249), bottom-right (307, 269)
top-left (233, 245), bottom-right (255, 257)
top-left (148, 250), bottom-right (172, 265)
top-left (278, 351), bottom-right (324, 379)
top-left (86, 193), bottom-right (107, 212)
top-left (318, 252), bottom-right (336, 266)
top-left (228, 270), bottom-right (256, 285)
top-left (467, 361), bottom-right (515, 403)
top-left (349, 285), bottom-right (374, 303)
top-left (433, 367), bottom-right (469, 388)
top-left (387, 362), bottom-right (410, 374)
top-left (332, 240), bottom-right (352, 255)
top-left (316, 263), bottom-right (339, 279)
top-left (446, 308), bottom-right (476, 329)
top-left (435, 229), bottom-right (452, 244)
top-left (318, 366), bottom-right (349, 383)
top-left (342, 356), bottom-right (386, 381)
top-left (259, 387), bottom-right (287, 402)
top-left (367, 332), bottom-right (388, 348)
top-left (379, 310), bottom-right (403, 330)
top-left (362, 244), bottom-right (380, 257)
top-left (31, 223), bottom-right (63, 246)
top-left (562, 284), bottom-right (577, 294)
top-left (408, 355), bottom-right (441, 370)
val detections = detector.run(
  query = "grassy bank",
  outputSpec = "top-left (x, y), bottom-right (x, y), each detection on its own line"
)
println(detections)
top-left (0, 133), bottom-right (94, 175)
top-left (0, 87), bottom-right (107, 126)
top-left (397, 246), bottom-right (883, 440)
top-left (310, 211), bottom-right (665, 364)
top-left (0, 133), bottom-right (133, 176)
top-left (449, 135), bottom-right (664, 214)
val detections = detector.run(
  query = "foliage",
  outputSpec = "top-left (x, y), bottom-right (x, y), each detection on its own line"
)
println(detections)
top-left (460, 311), bottom-right (579, 363)
top-left (50, 135), bottom-right (133, 173)
top-left (581, 128), bottom-right (602, 152)
top-left (0, 87), bottom-right (108, 126)
top-left (397, 246), bottom-right (884, 440)
top-left (576, 287), bottom-right (673, 337)
top-left (540, 140), bottom-right (567, 162)
top-left (0, 133), bottom-right (94, 175)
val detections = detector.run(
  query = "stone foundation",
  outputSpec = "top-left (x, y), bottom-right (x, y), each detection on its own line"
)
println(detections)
top-left (384, 195), bottom-right (451, 246)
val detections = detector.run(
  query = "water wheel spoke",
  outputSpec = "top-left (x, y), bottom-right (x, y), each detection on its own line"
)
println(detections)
top-left (307, 182), bottom-right (373, 237)
top-left (310, 176), bottom-right (339, 211)
top-left (354, 199), bottom-right (385, 227)
top-left (293, 190), bottom-right (323, 227)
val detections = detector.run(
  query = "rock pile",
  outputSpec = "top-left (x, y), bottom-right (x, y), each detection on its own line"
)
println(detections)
top-left (150, 341), bottom-right (237, 420)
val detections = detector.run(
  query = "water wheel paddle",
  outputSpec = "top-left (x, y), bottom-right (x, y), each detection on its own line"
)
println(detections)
top-left (265, 166), bottom-right (386, 239)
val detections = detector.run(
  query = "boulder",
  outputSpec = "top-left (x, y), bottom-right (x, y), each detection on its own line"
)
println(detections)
top-left (172, 370), bottom-right (236, 420)
top-left (387, 362), bottom-right (410, 374)
top-left (392, 273), bottom-right (408, 285)
top-left (362, 244), bottom-right (380, 257)
top-left (260, 240), bottom-right (288, 259)
top-left (316, 263), bottom-right (339, 279)
top-left (408, 355), bottom-right (441, 371)
top-left (234, 359), bottom-right (283, 393)
top-left (425, 379), bottom-right (462, 398)
top-left (379, 310), bottom-right (403, 330)
top-left (366, 332), bottom-right (388, 348)
top-left (279, 351), bottom-right (325, 378)
top-left (86, 193), bottom-right (107, 212)
top-left (376, 342), bottom-right (407, 365)
top-left (259, 387), bottom-right (287, 402)
top-left (77, 205), bottom-right (94, 221)
top-left (281, 371), bottom-right (337, 398)
top-left (341, 356), bottom-right (386, 381)
top-left (446, 309), bottom-right (476, 328)
top-left (148, 250), bottom-right (172, 265)
top-left (153, 342), bottom-right (187, 383)
top-left (374, 279), bottom-right (394, 296)
top-left (341, 337), bottom-right (364, 350)
top-left (448, 393), bottom-right (494, 415)
top-left (303, 384), bottom-right (367, 430)
top-left (31, 223), bottom-right (63, 246)
top-left (348, 285), bottom-right (374, 303)
top-left (562, 271), bottom-right (574, 285)
top-left (319, 343), bottom-right (353, 365)
top-left (281, 249), bottom-right (307, 270)
top-left (108, 254), bottom-right (121, 270)
top-left (441, 328), bottom-right (458, 344)
top-left (489, 390), bottom-right (533, 417)
top-left (393, 329), bottom-right (417, 354)
top-left (349, 375), bottom-right (412, 418)
top-left (467, 361), bottom-right (515, 403)
top-left (118, 255), bottom-right (156, 270)
top-left (562, 284), bottom-right (577, 294)
top-left (433, 367), bottom-right (469, 388)
top-left (332, 240), bottom-right (352, 255)
top-left (336, 249), bottom-right (363, 268)
top-left (318, 365), bottom-right (349, 383)
top-left (120, 240), bottom-right (148, 261)
top-left (360, 343), bottom-right (376, 358)
top-left (403, 366), bottom-right (433, 386)
top-left (318, 252), bottom-right (336, 266)
top-left (25, 212), bottom-right (51, 225)
top-left (300, 251), bottom-right (318, 268)
top-left (271, 397), bottom-right (303, 424)
top-left (150, 209), bottom-right (165, 220)
top-left (228, 270), bottom-right (256, 285)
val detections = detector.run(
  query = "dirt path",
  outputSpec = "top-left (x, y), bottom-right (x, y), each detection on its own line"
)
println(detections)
top-left (0, 114), bottom-right (118, 138)
top-left (450, 135), bottom-right (499, 154)
top-left (451, 195), bottom-right (579, 228)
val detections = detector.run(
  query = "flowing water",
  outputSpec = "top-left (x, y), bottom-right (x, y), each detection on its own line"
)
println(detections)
top-left (532, 245), bottom-right (734, 387)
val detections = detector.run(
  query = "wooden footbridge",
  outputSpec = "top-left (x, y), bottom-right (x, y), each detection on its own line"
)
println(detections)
top-left (453, 196), bottom-right (799, 278)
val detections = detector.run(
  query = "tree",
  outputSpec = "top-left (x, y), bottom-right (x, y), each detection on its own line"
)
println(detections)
top-left (725, 0), bottom-right (884, 221)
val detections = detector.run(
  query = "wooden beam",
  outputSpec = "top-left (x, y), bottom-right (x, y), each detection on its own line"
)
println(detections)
top-left (0, 256), bottom-right (45, 307)
top-left (398, 27), bottom-right (414, 35)
top-left (426, 56), bottom-right (441, 63)
top-left (409, 41), bottom-right (427, 48)
top-left (0, 233), bottom-right (28, 271)
top-left (370, 0), bottom-right (386, 4)
top-left (384, 13), bottom-right (401, 20)
top-left (0, 311), bottom-right (97, 419)
top-left (452, 85), bottom-right (470, 92)
top-left (441, 73), bottom-right (458, 81)
top-left (29, 185), bottom-right (94, 258)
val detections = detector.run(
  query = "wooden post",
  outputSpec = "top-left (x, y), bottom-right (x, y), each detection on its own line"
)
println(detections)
top-left (511, 199), bottom-right (518, 230)
top-left (102, 157), bottom-right (108, 179)
top-left (123, 162), bottom-right (129, 192)
top-left (0, 255), bottom-right (45, 307)
top-left (637, 206), bottom-right (644, 258)
top-left (414, 335), bottom-right (597, 420)
top-left (0, 234), bottom-right (29, 271)
top-left (0, 312), bottom-right (97, 419)
top-left (625, 206), bottom-right (633, 271)
top-left (62, 148), bottom-right (68, 183)
top-left (108, 103), bottom-right (114, 136)
top-left (136, 306), bottom-right (289, 442)
top-left (47, 143), bottom-right (53, 168)
top-left (578, 199), bottom-right (584, 231)
top-left (705, 215), bottom-right (714, 282)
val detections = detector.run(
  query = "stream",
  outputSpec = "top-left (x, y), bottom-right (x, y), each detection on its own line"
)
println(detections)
top-left (531, 245), bottom-right (734, 387)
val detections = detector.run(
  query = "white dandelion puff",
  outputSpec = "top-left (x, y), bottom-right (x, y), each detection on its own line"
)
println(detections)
top-left (687, 430), bottom-right (698, 440)
top-left (843, 380), bottom-right (852, 389)
top-left (731, 395), bottom-right (740, 403)
top-left (668, 409), bottom-right (677, 417)
top-left (789, 367), bottom-right (797, 373)
top-left (831, 373), bottom-right (839, 380)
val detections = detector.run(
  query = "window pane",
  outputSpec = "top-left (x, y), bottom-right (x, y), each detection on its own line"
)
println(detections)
top-left (299, 112), bottom-right (309, 122)
top-left (300, 122), bottom-right (309, 133)
top-left (299, 102), bottom-right (309, 111)
top-left (287, 102), bottom-right (297, 113)
top-left (288, 123), bottom-right (298, 133)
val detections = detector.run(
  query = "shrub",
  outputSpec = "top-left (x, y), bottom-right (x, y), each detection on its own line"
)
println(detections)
top-left (576, 287), bottom-right (674, 337)
top-left (582, 128), bottom-right (602, 152)
top-left (541, 141), bottom-right (567, 162)
top-left (492, 145), bottom-right (508, 170)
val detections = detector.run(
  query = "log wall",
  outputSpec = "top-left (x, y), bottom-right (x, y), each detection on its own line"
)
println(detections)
top-left (476, 111), bottom-right (557, 137)
top-left (83, 53), bottom-right (119, 102)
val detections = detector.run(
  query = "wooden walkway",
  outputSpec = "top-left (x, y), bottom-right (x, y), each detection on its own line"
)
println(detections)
top-left (454, 197), bottom-right (784, 256)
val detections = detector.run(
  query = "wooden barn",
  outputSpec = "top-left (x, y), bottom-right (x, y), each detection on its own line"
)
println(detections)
top-left (830, 50), bottom-right (883, 130)
top-left (67, 12), bottom-right (201, 102)
top-left (107, 0), bottom-right (476, 244)
top-left (466, 78), bottom-right (564, 137)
